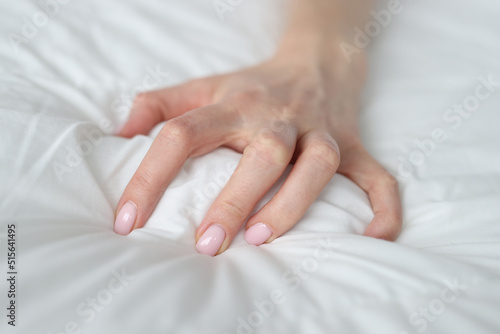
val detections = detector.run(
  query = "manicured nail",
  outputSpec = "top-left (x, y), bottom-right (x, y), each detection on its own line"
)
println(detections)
top-left (245, 223), bottom-right (272, 246)
top-left (196, 224), bottom-right (226, 256)
top-left (114, 201), bottom-right (137, 235)
top-left (113, 122), bottom-right (125, 135)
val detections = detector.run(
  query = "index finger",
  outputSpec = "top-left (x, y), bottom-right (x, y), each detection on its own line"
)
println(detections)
top-left (114, 105), bottom-right (238, 235)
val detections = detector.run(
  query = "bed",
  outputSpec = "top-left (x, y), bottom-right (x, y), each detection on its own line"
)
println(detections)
top-left (1, 0), bottom-right (499, 333)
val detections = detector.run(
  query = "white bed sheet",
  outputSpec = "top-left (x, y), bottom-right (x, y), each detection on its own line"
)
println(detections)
top-left (1, 0), bottom-right (499, 333)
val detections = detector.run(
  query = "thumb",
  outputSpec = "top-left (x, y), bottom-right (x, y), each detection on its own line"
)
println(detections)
top-left (117, 78), bottom-right (215, 138)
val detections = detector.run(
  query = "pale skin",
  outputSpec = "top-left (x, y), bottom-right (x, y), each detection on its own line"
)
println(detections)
top-left (114, 0), bottom-right (402, 255)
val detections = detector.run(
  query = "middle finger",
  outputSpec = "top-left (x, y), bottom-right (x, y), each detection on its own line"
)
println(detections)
top-left (195, 126), bottom-right (297, 256)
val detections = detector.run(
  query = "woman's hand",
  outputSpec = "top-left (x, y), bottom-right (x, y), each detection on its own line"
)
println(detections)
top-left (113, 0), bottom-right (402, 256)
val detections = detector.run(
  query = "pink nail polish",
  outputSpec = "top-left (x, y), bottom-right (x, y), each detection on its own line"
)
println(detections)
top-left (114, 201), bottom-right (137, 235)
top-left (196, 225), bottom-right (226, 256)
top-left (113, 122), bottom-right (126, 135)
top-left (245, 223), bottom-right (272, 246)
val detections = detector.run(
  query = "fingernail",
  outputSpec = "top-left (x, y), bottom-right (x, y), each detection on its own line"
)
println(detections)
top-left (196, 224), bottom-right (226, 256)
top-left (245, 223), bottom-right (272, 246)
top-left (113, 122), bottom-right (125, 136)
top-left (114, 201), bottom-right (137, 235)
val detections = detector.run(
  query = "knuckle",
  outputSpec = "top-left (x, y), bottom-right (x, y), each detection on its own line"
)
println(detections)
top-left (378, 171), bottom-right (399, 190)
top-left (269, 113), bottom-right (295, 133)
top-left (159, 118), bottom-right (193, 148)
top-left (131, 171), bottom-right (157, 194)
top-left (218, 198), bottom-right (248, 219)
top-left (249, 132), bottom-right (292, 167)
top-left (133, 92), bottom-right (155, 109)
top-left (272, 201), bottom-right (299, 223)
top-left (308, 137), bottom-right (340, 173)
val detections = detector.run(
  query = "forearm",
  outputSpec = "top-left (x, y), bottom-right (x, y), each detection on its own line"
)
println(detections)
top-left (276, 0), bottom-right (373, 63)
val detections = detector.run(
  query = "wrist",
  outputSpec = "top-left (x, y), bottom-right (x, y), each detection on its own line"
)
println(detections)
top-left (273, 0), bottom-right (370, 78)
top-left (272, 33), bottom-right (366, 82)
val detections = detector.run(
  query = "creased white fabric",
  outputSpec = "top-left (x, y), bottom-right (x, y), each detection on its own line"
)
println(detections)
top-left (0, 0), bottom-right (499, 333)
